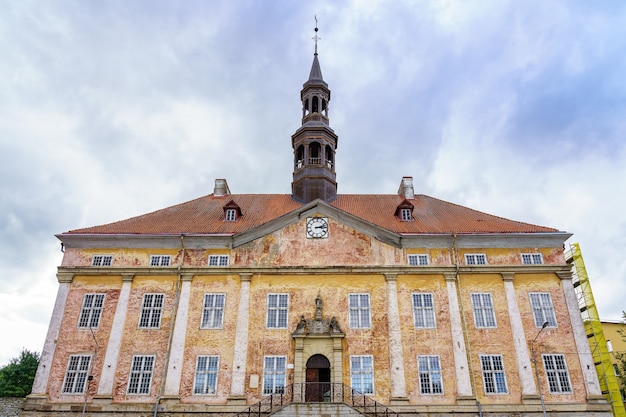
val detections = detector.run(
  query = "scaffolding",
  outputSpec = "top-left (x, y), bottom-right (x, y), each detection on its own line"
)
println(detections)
top-left (566, 242), bottom-right (626, 417)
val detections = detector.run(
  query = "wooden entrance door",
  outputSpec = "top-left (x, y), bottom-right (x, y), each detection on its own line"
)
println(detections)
top-left (305, 354), bottom-right (331, 402)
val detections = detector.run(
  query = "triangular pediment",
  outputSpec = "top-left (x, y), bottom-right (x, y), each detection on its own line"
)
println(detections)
top-left (232, 199), bottom-right (401, 249)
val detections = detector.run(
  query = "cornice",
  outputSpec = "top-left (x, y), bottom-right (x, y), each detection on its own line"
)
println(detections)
top-left (57, 264), bottom-right (572, 277)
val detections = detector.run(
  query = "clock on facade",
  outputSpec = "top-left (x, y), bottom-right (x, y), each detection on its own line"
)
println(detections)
top-left (306, 217), bottom-right (329, 238)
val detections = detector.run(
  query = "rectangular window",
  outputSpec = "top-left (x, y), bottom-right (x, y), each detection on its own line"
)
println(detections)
top-left (412, 293), bottom-right (436, 328)
top-left (418, 355), bottom-right (443, 394)
top-left (91, 255), bottom-right (113, 266)
top-left (266, 294), bottom-right (289, 329)
top-left (150, 255), bottom-right (171, 266)
top-left (408, 254), bottom-right (429, 266)
top-left (465, 253), bottom-right (487, 265)
top-left (208, 255), bottom-right (229, 267)
top-left (193, 355), bottom-right (219, 395)
top-left (127, 355), bottom-right (155, 394)
top-left (543, 354), bottom-right (572, 393)
top-left (350, 355), bottom-right (374, 394)
top-left (262, 356), bottom-right (286, 395)
top-left (78, 293), bottom-right (105, 328)
top-left (471, 293), bottom-right (496, 328)
top-left (139, 294), bottom-right (164, 328)
top-left (225, 209), bottom-right (236, 221)
top-left (400, 208), bottom-right (412, 221)
top-left (349, 294), bottom-right (371, 329)
top-left (201, 294), bottom-right (225, 329)
top-left (529, 292), bottom-right (557, 328)
top-left (522, 253), bottom-right (543, 264)
top-left (480, 355), bottom-right (508, 394)
top-left (62, 355), bottom-right (91, 394)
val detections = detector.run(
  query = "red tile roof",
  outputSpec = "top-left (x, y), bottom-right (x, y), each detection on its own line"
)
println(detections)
top-left (63, 193), bottom-right (558, 236)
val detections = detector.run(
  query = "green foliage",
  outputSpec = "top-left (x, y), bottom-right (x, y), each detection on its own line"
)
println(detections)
top-left (0, 349), bottom-right (40, 397)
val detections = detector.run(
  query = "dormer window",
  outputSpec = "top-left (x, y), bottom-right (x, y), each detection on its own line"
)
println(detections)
top-left (223, 200), bottom-right (242, 221)
top-left (394, 199), bottom-right (414, 221)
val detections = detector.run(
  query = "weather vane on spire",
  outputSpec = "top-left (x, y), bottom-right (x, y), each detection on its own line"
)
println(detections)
top-left (312, 15), bottom-right (321, 56)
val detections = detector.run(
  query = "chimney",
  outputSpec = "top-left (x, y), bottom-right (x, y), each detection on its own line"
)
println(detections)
top-left (213, 179), bottom-right (231, 197)
top-left (398, 176), bottom-right (414, 199)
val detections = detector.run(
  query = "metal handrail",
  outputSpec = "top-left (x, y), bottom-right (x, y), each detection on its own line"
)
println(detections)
top-left (232, 382), bottom-right (402, 417)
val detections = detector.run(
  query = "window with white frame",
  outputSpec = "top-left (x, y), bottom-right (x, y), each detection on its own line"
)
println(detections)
top-left (150, 255), bottom-right (171, 266)
top-left (480, 355), bottom-right (508, 394)
top-left (349, 293), bottom-right (371, 329)
top-left (139, 294), bottom-right (164, 328)
top-left (61, 355), bottom-right (91, 394)
top-left (465, 253), bottom-right (487, 265)
top-left (418, 355), bottom-right (443, 394)
top-left (543, 354), bottom-right (572, 393)
top-left (91, 255), bottom-right (113, 266)
top-left (529, 292), bottom-right (557, 328)
top-left (201, 294), bottom-right (225, 329)
top-left (127, 355), bottom-right (155, 394)
top-left (471, 293), bottom-right (497, 328)
top-left (262, 356), bottom-right (286, 395)
top-left (400, 208), bottom-right (412, 221)
top-left (412, 293), bottom-right (436, 328)
top-left (522, 253), bottom-right (543, 264)
top-left (350, 355), bottom-right (374, 394)
top-left (78, 293), bottom-right (105, 328)
top-left (266, 294), bottom-right (289, 329)
top-left (408, 254), bottom-right (429, 266)
top-left (225, 209), bottom-right (237, 221)
top-left (208, 255), bottom-right (229, 267)
top-left (193, 355), bottom-right (219, 395)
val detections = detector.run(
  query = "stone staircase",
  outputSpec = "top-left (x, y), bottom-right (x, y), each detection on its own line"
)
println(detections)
top-left (271, 402), bottom-right (365, 417)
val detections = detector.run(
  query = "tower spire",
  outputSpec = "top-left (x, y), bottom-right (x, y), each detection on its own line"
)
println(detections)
top-left (313, 15), bottom-right (320, 56)
top-left (291, 19), bottom-right (338, 204)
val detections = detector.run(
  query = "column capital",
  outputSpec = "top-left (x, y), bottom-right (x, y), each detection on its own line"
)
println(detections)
top-left (239, 273), bottom-right (252, 283)
top-left (121, 274), bottom-right (135, 283)
top-left (56, 272), bottom-right (74, 283)
top-left (501, 272), bottom-right (515, 282)
top-left (556, 271), bottom-right (573, 281)
top-left (384, 273), bottom-right (398, 282)
top-left (444, 272), bottom-right (457, 283)
top-left (181, 273), bottom-right (194, 282)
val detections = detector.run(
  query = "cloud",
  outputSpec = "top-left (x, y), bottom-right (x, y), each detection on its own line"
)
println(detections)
top-left (1, 0), bottom-right (625, 365)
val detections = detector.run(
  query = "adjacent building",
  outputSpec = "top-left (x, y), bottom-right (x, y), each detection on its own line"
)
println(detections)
top-left (24, 30), bottom-right (612, 416)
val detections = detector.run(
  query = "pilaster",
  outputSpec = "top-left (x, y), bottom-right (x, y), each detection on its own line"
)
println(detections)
top-left (30, 273), bottom-right (73, 395)
top-left (444, 272), bottom-right (474, 399)
top-left (384, 273), bottom-right (408, 404)
top-left (228, 273), bottom-right (253, 403)
top-left (96, 274), bottom-right (134, 398)
top-left (163, 273), bottom-right (194, 398)
top-left (501, 272), bottom-right (537, 399)
top-left (558, 271), bottom-right (603, 397)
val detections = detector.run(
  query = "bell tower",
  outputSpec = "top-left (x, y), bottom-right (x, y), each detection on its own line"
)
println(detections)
top-left (291, 22), bottom-right (338, 203)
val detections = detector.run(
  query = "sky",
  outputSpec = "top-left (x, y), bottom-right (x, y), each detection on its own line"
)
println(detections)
top-left (1, 1), bottom-right (625, 366)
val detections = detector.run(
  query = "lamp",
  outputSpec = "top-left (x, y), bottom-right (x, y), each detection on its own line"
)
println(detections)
top-left (531, 321), bottom-right (549, 417)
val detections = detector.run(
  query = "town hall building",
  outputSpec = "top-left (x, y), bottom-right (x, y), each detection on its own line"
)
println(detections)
top-left (24, 28), bottom-right (611, 417)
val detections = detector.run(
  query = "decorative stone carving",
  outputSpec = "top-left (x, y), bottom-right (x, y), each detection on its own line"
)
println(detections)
top-left (292, 295), bottom-right (343, 336)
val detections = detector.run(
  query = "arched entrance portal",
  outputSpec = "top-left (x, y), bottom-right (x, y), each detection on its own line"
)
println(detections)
top-left (305, 354), bottom-right (330, 402)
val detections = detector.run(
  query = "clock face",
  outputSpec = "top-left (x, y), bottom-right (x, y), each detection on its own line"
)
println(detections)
top-left (306, 217), bottom-right (329, 239)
